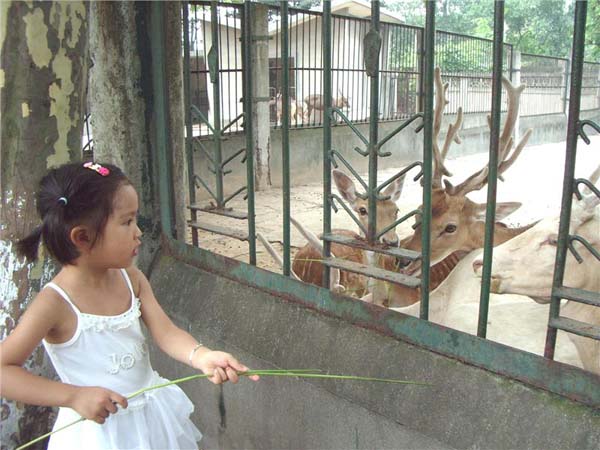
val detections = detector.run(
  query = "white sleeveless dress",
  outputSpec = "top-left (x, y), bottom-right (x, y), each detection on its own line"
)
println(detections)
top-left (42, 269), bottom-right (202, 450)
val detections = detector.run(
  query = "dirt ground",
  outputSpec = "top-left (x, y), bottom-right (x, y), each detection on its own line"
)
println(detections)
top-left (188, 135), bottom-right (600, 276)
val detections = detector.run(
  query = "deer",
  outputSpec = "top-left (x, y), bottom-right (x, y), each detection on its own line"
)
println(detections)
top-left (390, 249), bottom-right (583, 369)
top-left (258, 167), bottom-right (465, 305)
top-left (285, 168), bottom-right (405, 298)
top-left (366, 68), bottom-right (536, 307)
top-left (270, 92), bottom-right (305, 126)
top-left (473, 163), bottom-right (600, 374)
top-left (303, 93), bottom-right (350, 123)
top-left (392, 68), bottom-right (536, 278)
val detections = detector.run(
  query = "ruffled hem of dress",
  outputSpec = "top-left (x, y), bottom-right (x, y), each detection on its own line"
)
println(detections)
top-left (47, 373), bottom-right (202, 450)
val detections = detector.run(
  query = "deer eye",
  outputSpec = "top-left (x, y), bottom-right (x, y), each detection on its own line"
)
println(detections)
top-left (444, 224), bottom-right (457, 234)
top-left (358, 207), bottom-right (368, 216)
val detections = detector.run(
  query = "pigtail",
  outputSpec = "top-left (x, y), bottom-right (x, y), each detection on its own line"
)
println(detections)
top-left (15, 226), bottom-right (43, 263)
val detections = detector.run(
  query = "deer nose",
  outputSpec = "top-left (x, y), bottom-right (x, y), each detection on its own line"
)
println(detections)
top-left (382, 237), bottom-right (399, 247)
top-left (472, 258), bottom-right (483, 273)
top-left (396, 257), bottom-right (411, 269)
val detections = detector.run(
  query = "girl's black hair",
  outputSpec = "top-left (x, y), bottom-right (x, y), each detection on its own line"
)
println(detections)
top-left (16, 162), bottom-right (130, 265)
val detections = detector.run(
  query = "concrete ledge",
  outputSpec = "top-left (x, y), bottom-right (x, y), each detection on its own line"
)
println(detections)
top-left (149, 246), bottom-right (600, 449)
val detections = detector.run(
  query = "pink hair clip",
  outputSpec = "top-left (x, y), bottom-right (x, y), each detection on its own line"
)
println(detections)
top-left (83, 162), bottom-right (110, 176)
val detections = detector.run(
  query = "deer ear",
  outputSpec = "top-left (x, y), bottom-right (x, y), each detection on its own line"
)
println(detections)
top-left (496, 202), bottom-right (522, 220)
top-left (473, 202), bottom-right (521, 221)
top-left (382, 175), bottom-right (405, 202)
top-left (333, 169), bottom-right (357, 204)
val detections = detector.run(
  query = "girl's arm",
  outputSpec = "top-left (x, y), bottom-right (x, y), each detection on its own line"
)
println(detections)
top-left (0, 289), bottom-right (127, 423)
top-left (129, 267), bottom-right (258, 384)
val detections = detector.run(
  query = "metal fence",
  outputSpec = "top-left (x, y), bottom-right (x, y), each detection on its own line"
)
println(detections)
top-left (582, 61), bottom-right (600, 111)
top-left (184, 1), bottom-right (598, 138)
top-left (520, 53), bottom-right (569, 116)
top-left (180, 0), bottom-right (600, 407)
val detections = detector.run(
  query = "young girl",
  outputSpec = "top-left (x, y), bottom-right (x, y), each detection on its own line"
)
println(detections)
top-left (0, 162), bottom-right (258, 450)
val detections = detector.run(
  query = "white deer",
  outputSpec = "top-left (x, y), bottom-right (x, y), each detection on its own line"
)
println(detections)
top-left (473, 164), bottom-right (600, 373)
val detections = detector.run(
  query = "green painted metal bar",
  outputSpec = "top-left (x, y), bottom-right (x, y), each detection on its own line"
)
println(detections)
top-left (366, 0), bottom-right (381, 245)
top-left (183, 2), bottom-right (198, 246)
top-left (376, 113), bottom-right (424, 155)
top-left (419, 0), bottom-right (435, 320)
top-left (476, 0), bottom-right (505, 338)
top-left (281, 1), bottom-right (291, 276)
top-left (243, 0), bottom-right (257, 265)
top-left (150, 1), bottom-right (175, 239)
top-left (191, 105), bottom-right (216, 134)
top-left (322, 0), bottom-right (333, 289)
top-left (209, 1), bottom-right (224, 207)
top-left (545, 0), bottom-right (588, 360)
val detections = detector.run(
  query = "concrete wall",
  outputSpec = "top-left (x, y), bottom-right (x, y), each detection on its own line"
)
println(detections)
top-left (148, 247), bottom-right (600, 450)
top-left (192, 109), bottom-right (600, 199)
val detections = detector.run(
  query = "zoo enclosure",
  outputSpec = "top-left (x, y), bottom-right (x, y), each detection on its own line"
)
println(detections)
top-left (180, 0), bottom-right (600, 408)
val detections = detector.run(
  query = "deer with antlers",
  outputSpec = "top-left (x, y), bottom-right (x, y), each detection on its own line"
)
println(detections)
top-left (396, 68), bottom-right (536, 274)
top-left (368, 68), bottom-right (537, 307)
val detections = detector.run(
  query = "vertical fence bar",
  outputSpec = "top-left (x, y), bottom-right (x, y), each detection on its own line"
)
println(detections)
top-left (477, 0), bottom-right (505, 338)
top-left (281, 1), bottom-right (291, 276)
top-left (545, 0), bottom-right (588, 360)
top-left (150, 1), bottom-right (175, 238)
top-left (243, 0), bottom-right (256, 265)
top-left (209, 1), bottom-right (224, 207)
top-left (322, 0), bottom-right (332, 289)
top-left (419, 0), bottom-right (435, 320)
top-left (366, 0), bottom-right (380, 245)
top-left (183, 2), bottom-right (198, 246)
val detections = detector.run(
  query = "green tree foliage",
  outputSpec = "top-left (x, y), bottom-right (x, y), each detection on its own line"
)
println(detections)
top-left (585, 0), bottom-right (599, 61)
top-left (384, 0), bottom-right (597, 61)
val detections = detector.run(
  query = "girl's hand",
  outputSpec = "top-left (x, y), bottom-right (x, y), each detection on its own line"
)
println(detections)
top-left (68, 386), bottom-right (128, 424)
top-left (193, 350), bottom-right (260, 385)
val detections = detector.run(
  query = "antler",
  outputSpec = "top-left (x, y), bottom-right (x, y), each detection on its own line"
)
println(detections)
top-left (432, 67), bottom-right (463, 188)
top-left (447, 76), bottom-right (532, 196)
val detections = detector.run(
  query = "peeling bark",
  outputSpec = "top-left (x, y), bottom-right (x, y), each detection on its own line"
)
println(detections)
top-left (0, 1), bottom-right (88, 448)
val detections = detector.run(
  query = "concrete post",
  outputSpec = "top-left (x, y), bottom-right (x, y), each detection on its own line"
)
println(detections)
top-left (250, 3), bottom-right (272, 190)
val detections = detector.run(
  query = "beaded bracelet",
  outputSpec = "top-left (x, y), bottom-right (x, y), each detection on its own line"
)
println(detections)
top-left (188, 343), bottom-right (204, 367)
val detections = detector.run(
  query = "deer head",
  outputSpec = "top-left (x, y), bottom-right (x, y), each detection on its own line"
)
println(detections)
top-left (332, 169), bottom-right (404, 245)
top-left (400, 67), bottom-right (533, 276)
top-left (474, 164), bottom-right (600, 302)
top-left (334, 93), bottom-right (350, 110)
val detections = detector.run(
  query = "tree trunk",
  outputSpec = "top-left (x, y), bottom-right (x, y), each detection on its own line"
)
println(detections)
top-left (0, 1), bottom-right (88, 448)
top-left (88, 2), bottom-right (186, 268)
